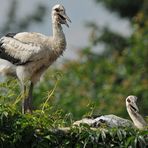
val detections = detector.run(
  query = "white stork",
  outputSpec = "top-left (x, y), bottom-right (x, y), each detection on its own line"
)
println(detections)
top-left (0, 4), bottom-right (71, 113)
top-left (126, 95), bottom-right (147, 129)
top-left (73, 96), bottom-right (147, 130)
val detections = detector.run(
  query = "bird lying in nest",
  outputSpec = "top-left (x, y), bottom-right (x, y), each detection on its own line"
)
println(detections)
top-left (73, 96), bottom-right (147, 130)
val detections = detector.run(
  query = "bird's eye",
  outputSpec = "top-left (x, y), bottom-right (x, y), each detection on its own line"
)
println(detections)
top-left (55, 8), bottom-right (60, 12)
top-left (127, 99), bottom-right (131, 103)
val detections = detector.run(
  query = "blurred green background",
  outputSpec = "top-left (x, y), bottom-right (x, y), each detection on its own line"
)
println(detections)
top-left (0, 0), bottom-right (147, 120)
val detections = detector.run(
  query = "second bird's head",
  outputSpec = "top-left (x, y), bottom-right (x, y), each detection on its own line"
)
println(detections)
top-left (126, 95), bottom-right (139, 113)
top-left (52, 4), bottom-right (71, 27)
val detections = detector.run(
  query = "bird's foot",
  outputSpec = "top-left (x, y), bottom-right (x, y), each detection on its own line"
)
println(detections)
top-left (22, 100), bottom-right (33, 114)
top-left (22, 106), bottom-right (32, 114)
top-left (25, 108), bottom-right (32, 114)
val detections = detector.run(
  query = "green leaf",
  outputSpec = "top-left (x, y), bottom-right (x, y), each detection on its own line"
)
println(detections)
top-left (125, 136), bottom-right (135, 147)
top-left (138, 136), bottom-right (146, 148)
top-left (117, 129), bottom-right (123, 141)
top-left (101, 130), bottom-right (106, 142)
top-left (3, 111), bottom-right (8, 117)
top-left (134, 137), bottom-right (138, 148)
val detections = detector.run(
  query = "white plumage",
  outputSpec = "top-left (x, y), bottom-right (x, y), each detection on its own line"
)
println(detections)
top-left (0, 59), bottom-right (16, 77)
top-left (73, 96), bottom-right (147, 129)
top-left (0, 4), bottom-right (71, 113)
top-left (73, 114), bottom-right (133, 128)
top-left (126, 95), bottom-right (147, 129)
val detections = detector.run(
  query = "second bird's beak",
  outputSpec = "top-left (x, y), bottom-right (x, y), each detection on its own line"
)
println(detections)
top-left (130, 102), bottom-right (139, 113)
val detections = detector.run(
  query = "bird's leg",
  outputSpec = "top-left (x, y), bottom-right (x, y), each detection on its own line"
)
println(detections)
top-left (22, 82), bottom-right (34, 114)
top-left (26, 82), bottom-right (34, 113)
top-left (22, 84), bottom-right (27, 114)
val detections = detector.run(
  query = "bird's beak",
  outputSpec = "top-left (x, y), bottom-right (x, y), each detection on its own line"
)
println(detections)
top-left (63, 14), bottom-right (71, 27)
top-left (64, 14), bottom-right (71, 23)
top-left (59, 11), bottom-right (71, 27)
top-left (130, 102), bottom-right (139, 113)
top-left (57, 9), bottom-right (71, 27)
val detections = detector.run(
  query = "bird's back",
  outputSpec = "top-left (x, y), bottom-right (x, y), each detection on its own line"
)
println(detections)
top-left (14, 32), bottom-right (49, 45)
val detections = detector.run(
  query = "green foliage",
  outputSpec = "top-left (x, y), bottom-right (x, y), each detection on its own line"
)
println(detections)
top-left (0, 105), bottom-right (147, 147)
top-left (33, 37), bottom-right (148, 118)
top-left (0, 79), bottom-right (20, 106)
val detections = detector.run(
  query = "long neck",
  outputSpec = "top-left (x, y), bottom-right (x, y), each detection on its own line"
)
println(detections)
top-left (127, 107), bottom-right (147, 129)
top-left (52, 21), bottom-right (66, 54)
top-left (53, 22), bottom-right (64, 39)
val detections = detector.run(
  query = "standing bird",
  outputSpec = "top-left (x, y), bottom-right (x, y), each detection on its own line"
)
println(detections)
top-left (0, 4), bottom-right (71, 113)
top-left (73, 96), bottom-right (147, 130)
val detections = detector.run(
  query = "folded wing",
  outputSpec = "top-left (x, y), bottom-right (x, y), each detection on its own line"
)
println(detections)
top-left (0, 35), bottom-right (45, 65)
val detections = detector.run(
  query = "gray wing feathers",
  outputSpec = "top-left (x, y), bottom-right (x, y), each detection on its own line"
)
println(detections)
top-left (0, 37), bottom-right (44, 63)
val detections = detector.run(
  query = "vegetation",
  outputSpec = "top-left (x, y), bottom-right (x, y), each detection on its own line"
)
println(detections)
top-left (0, 0), bottom-right (148, 147)
top-left (0, 105), bottom-right (148, 147)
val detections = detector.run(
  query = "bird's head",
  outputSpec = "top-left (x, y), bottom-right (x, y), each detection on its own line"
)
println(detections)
top-left (52, 4), bottom-right (71, 27)
top-left (126, 95), bottom-right (139, 113)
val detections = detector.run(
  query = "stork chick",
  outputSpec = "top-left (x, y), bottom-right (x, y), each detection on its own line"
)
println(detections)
top-left (0, 4), bottom-right (71, 113)
top-left (73, 96), bottom-right (147, 130)
top-left (126, 95), bottom-right (147, 129)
